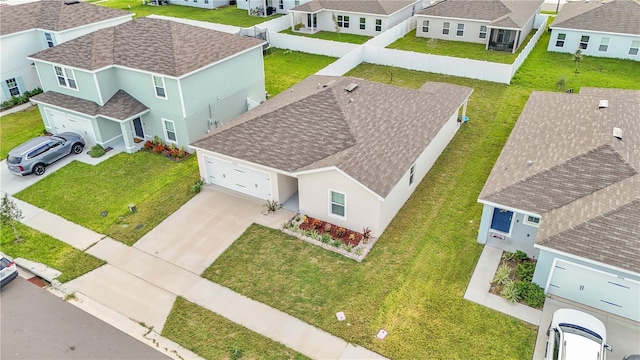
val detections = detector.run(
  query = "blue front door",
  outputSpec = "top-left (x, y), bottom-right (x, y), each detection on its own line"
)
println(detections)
top-left (490, 208), bottom-right (513, 233)
top-left (133, 117), bottom-right (144, 138)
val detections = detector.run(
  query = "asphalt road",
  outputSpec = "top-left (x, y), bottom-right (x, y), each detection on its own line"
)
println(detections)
top-left (1, 278), bottom-right (171, 360)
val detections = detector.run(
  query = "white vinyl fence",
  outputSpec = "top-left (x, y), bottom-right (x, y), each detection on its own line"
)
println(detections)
top-left (148, 14), bottom-right (240, 34)
top-left (270, 33), bottom-right (359, 58)
top-left (511, 16), bottom-right (548, 77)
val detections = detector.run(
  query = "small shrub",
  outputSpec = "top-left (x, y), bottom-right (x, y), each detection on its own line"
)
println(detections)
top-left (294, 216), bottom-right (301, 222)
top-left (323, 223), bottom-right (332, 233)
top-left (264, 200), bottom-right (281, 213)
top-left (336, 227), bottom-right (346, 237)
top-left (348, 233), bottom-right (355, 242)
top-left (516, 262), bottom-right (535, 282)
top-left (143, 140), bottom-right (154, 150)
top-left (308, 230), bottom-right (320, 240)
top-left (514, 250), bottom-right (528, 262)
top-left (362, 227), bottom-right (372, 243)
top-left (331, 239), bottom-right (342, 248)
top-left (153, 144), bottom-right (166, 153)
top-left (493, 264), bottom-right (512, 285)
top-left (320, 233), bottom-right (332, 243)
top-left (354, 247), bottom-right (363, 256)
top-left (230, 346), bottom-right (244, 360)
top-left (503, 251), bottom-right (515, 261)
top-left (190, 178), bottom-right (205, 194)
top-left (555, 77), bottom-right (566, 91)
top-left (310, 219), bottom-right (322, 230)
top-left (152, 135), bottom-right (163, 145)
top-left (88, 144), bottom-right (105, 158)
top-left (501, 281), bottom-right (520, 303)
top-left (515, 281), bottom-right (546, 308)
top-left (344, 243), bottom-right (354, 252)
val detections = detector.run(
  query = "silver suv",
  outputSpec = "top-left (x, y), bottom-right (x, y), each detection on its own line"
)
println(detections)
top-left (6, 132), bottom-right (85, 176)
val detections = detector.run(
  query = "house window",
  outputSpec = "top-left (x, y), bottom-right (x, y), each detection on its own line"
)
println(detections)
top-left (204, 0), bottom-right (208, 3)
top-left (279, 0), bottom-right (283, 9)
top-left (337, 15), bottom-right (349, 28)
top-left (479, 25), bottom-right (487, 39)
top-left (422, 20), bottom-right (429, 33)
top-left (523, 215), bottom-right (541, 227)
top-left (579, 35), bottom-right (589, 49)
top-left (193, 0), bottom-right (197, 3)
top-left (163, 119), bottom-right (177, 143)
top-left (456, 23), bottom-right (464, 36)
top-left (360, 17), bottom-right (365, 30)
top-left (630, 40), bottom-right (640, 55)
top-left (44, 32), bottom-right (55, 48)
top-left (598, 37), bottom-right (609, 52)
top-left (556, 33), bottom-right (566, 47)
top-left (5, 78), bottom-right (20, 97)
top-left (375, 19), bottom-right (382, 32)
top-left (54, 66), bottom-right (77, 90)
top-left (409, 164), bottom-right (415, 186)
top-left (153, 76), bottom-right (166, 98)
top-left (329, 190), bottom-right (346, 218)
top-left (442, 22), bottom-right (450, 35)
top-left (295, 0), bottom-right (300, 5)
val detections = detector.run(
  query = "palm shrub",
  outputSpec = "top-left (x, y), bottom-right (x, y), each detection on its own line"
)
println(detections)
top-left (493, 263), bottom-right (512, 285)
top-left (501, 280), bottom-right (520, 303)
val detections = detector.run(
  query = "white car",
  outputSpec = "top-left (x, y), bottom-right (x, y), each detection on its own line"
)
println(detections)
top-left (545, 308), bottom-right (613, 360)
top-left (0, 252), bottom-right (18, 287)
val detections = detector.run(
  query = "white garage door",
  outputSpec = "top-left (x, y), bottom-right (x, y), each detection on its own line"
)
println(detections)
top-left (204, 156), bottom-right (272, 200)
top-left (47, 108), bottom-right (96, 143)
top-left (547, 259), bottom-right (640, 322)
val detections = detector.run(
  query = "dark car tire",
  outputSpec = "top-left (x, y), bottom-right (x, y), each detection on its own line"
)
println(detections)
top-left (72, 143), bottom-right (84, 155)
top-left (33, 163), bottom-right (46, 176)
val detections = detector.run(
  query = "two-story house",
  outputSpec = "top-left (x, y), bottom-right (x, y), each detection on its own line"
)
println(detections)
top-left (0, 0), bottom-right (132, 103)
top-left (28, 17), bottom-right (266, 153)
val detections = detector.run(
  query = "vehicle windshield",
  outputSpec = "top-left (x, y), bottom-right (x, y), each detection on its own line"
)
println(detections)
top-left (560, 323), bottom-right (603, 360)
top-left (559, 323), bottom-right (603, 343)
top-left (0, 257), bottom-right (11, 269)
top-left (50, 136), bottom-right (66, 142)
top-left (7, 155), bottom-right (22, 164)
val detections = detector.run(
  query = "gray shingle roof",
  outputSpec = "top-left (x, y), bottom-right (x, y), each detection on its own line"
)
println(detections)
top-left (417, 0), bottom-right (543, 28)
top-left (479, 89), bottom-right (640, 273)
top-left (28, 17), bottom-right (265, 77)
top-left (550, 0), bottom-right (640, 36)
top-left (0, 0), bottom-right (131, 36)
top-left (290, 0), bottom-right (418, 15)
top-left (192, 75), bottom-right (473, 198)
top-left (31, 90), bottom-right (148, 120)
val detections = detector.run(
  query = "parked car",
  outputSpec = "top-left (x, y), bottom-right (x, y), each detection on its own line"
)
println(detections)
top-left (545, 308), bottom-right (613, 360)
top-left (6, 132), bottom-right (85, 176)
top-left (0, 252), bottom-right (19, 287)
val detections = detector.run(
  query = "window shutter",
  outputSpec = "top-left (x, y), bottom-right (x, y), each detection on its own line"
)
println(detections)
top-left (16, 77), bottom-right (26, 94)
top-left (0, 80), bottom-right (10, 100)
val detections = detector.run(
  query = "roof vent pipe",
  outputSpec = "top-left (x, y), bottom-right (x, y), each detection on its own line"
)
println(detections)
top-left (598, 99), bottom-right (609, 109)
top-left (613, 127), bottom-right (623, 140)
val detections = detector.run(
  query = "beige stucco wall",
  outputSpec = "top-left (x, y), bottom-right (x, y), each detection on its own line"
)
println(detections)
top-left (277, 173), bottom-right (298, 205)
top-left (298, 169), bottom-right (382, 236)
top-left (415, 16), bottom-right (489, 45)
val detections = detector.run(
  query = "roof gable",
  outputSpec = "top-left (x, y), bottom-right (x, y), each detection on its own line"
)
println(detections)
top-left (291, 0), bottom-right (418, 15)
top-left (0, 0), bottom-right (131, 36)
top-left (31, 90), bottom-right (148, 120)
top-left (28, 17), bottom-right (265, 77)
top-left (551, 0), bottom-right (640, 35)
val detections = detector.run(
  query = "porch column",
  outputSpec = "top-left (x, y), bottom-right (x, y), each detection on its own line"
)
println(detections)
top-left (119, 121), bottom-right (136, 153)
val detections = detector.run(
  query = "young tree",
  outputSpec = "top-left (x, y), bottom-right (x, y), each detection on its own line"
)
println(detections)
top-left (331, 13), bottom-right (342, 40)
top-left (1, 194), bottom-right (24, 241)
top-left (572, 49), bottom-right (583, 74)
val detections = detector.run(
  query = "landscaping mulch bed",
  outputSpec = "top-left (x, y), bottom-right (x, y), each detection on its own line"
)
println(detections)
top-left (298, 215), bottom-right (362, 247)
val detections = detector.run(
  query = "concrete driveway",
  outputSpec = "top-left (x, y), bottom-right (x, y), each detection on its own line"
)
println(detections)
top-left (532, 296), bottom-right (640, 359)
top-left (133, 187), bottom-right (295, 275)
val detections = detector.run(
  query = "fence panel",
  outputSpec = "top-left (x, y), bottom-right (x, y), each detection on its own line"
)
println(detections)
top-left (269, 33), bottom-right (359, 58)
top-left (147, 15), bottom-right (240, 34)
top-left (366, 17), bottom-right (416, 48)
top-left (256, 13), bottom-right (292, 32)
top-left (316, 47), bottom-right (365, 76)
top-left (511, 16), bottom-right (548, 77)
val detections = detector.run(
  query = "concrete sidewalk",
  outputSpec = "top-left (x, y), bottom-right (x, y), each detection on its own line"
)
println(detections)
top-left (8, 190), bottom-right (387, 360)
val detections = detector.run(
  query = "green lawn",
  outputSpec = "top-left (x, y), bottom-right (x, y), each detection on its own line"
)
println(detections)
top-left (97, 0), bottom-right (278, 26)
top-left (0, 223), bottom-right (105, 282)
top-left (264, 48), bottom-right (337, 96)
top-left (202, 30), bottom-right (640, 359)
top-left (163, 297), bottom-right (309, 360)
top-left (14, 152), bottom-right (200, 246)
top-left (387, 29), bottom-right (536, 64)
top-left (280, 29), bottom-right (371, 44)
top-left (0, 106), bottom-right (44, 160)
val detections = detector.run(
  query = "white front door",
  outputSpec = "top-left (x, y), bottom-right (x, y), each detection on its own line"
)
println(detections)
top-left (547, 259), bottom-right (640, 322)
top-left (204, 156), bottom-right (272, 200)
top-left (46, 108), bottom-right (96, 144)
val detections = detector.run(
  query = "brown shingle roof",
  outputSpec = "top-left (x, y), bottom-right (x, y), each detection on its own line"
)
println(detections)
top-left (290, 0), bottom-right (418, 15)
top-left (479, 89), bottom-right (640, 273)
top-left (0, 0), bottom-right (131, 36)
top-left (31, 90), bottom-right (148, 120)
top-left (28, 17), bottom-right (265, 77)
top-left (417, 0), bottom-right (543, 28)
top-left (550, 0), bottom-right (640, 36)
top-left (192, 75), bottom-right (473, 198)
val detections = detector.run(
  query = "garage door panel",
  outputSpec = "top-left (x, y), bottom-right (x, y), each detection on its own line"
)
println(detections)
top-left (548, 260), bottom-right (640, 322)
top-left (204, 157), bottom-right (271, 200)
top-left (47, 108), bottom-right (96, 144)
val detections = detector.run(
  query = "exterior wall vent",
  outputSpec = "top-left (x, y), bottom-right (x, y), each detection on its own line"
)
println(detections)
top-left (344, 83), bottom-right (359, 92)
top-left (598, 99), bottom-right (609, 109)
top-left (613, 127), bottom-right (623, 140)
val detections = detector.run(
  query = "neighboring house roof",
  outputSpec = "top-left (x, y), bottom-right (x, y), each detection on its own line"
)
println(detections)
top-left (28, 17), bottom-right (265, 77)
top-left (479, 89), bottom-right (640, 273)
top-left (550, 0), bottom-right (640, 36)
top-left (192, 75), bottom-right (473, 198)
top-left (417, 0), bottom-right (543, 28)
top-left (31, 90), bottom-right (148, 120)
top-left (290, 0), bottom-right (418, 15)
top-left (0, 0), bottom-right (132, 36)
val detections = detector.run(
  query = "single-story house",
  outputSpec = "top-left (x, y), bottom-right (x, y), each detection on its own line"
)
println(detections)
top-left (191, 75), bottom-right (473, 238)
top-left (547, 0), bottom-right (640, 61)
top-left (28, 17), bottom-right (266, 153)
top-left (476, 88), bottom-right (640, 322)
top-left (0, 0), bottom-right (132, 103)
top-left (288, 0), bottom-right (422, 37)
top-left (415, 0), bottom-right (544, 53)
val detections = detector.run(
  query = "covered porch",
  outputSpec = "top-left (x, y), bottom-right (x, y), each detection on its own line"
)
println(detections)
top-left (486, 27), bottom-right (520, 53)
top-left (289, 11), bottom-right (321, 34)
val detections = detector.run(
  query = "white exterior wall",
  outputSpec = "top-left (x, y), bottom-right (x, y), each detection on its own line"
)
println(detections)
top-left (55, 15), bottom-right (133, 43)
top-left (0, 31), bottom-right (43, 102)
top-left (548, 28), bottom-right (640, 61)
top-left (415, 16), bottom-right (489, 45)
top-left (168, 0), bottom-right (228, 9)
top-left (388, 3), bottom-right (418, 28)
top-left (518, 10), bottom-right (537, 49)
top-left (379, 111), bottom-right (461, 233)
top-left (298, 169), bottom-right (383, 236)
